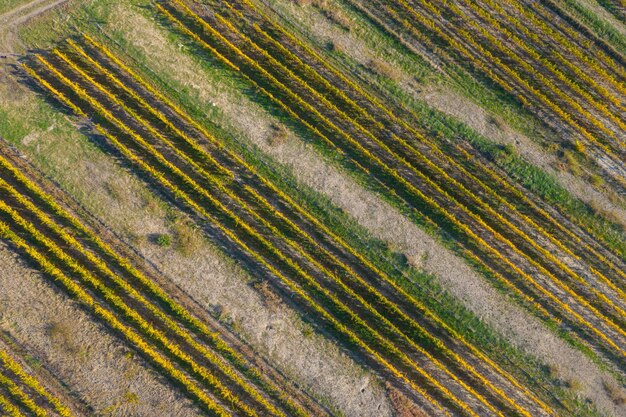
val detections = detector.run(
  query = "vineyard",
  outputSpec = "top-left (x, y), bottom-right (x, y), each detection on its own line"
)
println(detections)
top-left (0, 342), bottom-right (75, 417)
top-left (0, 0), bottom-right (625, 416)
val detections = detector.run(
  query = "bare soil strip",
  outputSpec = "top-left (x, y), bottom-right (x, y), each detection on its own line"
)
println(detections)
top-left (163, 0), bottom-right (626, 367)
top-left (103, 3), bottom-right (626, 414)
top-left (0, 243), bottom-right (203, 417)
top-left (0, 19), bottom-right (393, 414)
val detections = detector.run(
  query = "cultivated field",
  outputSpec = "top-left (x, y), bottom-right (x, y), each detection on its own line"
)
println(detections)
top-left (0, 0), bottom-right (625, 416)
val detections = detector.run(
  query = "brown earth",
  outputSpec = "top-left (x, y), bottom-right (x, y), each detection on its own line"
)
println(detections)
top-left (0, 243), bottom-right (203, 417)
top-left (158, 1), bottom-right (625, 414)
top-left (0, 5), bottom-right (395, 416)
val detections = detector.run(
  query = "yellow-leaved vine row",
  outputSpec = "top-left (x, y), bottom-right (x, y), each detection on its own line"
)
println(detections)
top-left (396, 0), bottom-right (621, 159)
top-left (0, 195), bottom-right (251, 417)
top-left (29, 52), bottom-right (460, 416)
top-left (83, 30), bottom-right (574, 417)
top-left (241, 0), bottom-right (626, 297)
top-left (152, 11), bottom-right (616, 404)
top-left (75, 6), bottom-right (612, 416)
top-left (479, 0), bottom-right (626, 104)
top-left (217, 0), bottom-right (626, 318)
top-left (83, 27), bottom-right (560, 416)
top-left (165, 1), bottom-right (626, 349)
top-left (0, 117), bottom-right (307, 417)
top-left (231, 0), bottom-right (626, 292)
top-left (457, 0), bottom-right (626, 128)
top-left (0, 390), bottom-right (24, 417)
top-left (506, 0), bottom-right (626, 95)
top-left (0, 210), bottom-right (230, 417)
top-left (443, 1), bottom-right (626, 144)
top-left (218, 0), bottom-right (626, 316)
top-left (367, 0), bottom-right (626, 288)
top-left (0, 350), bottom-right (73, 417)
top-left (0, 172), bottom-right (282, 417)
top-left (59, 35), bottom-right (531, 417)
top-left (23, 59), bottom-right (301, 417)
top-left (0, 369), bottom-right (47, 417)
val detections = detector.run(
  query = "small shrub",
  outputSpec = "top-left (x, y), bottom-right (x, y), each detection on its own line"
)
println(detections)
top-left (503, 143), bottom-right (517, 156)
top-left (563, 150), bottom-right (582, 176)
top-left (546, 142), bottom-right (560, 153)
top-left (253, 280), bottom-right (282, 311)
top-left (301, 322), bottom-right (315, 339)
top-left (573, 139), bottom-right (586, 154)
top-left (154, 233), bottom-right (171, 247)
top-left (565, 378), bottom-right (582, 391)
top-left (486, 114), bottom-right (504, 130)
top-left (46, 321), bottom-right (80, 355)
top-left (24, 355), bottom-right (42, 370)
top-left (590, 174), bottom-right (604, 187)
top-left (291, 0), bottom-right (315, 6)
top-left (122, 391), bottom-right (139, 405)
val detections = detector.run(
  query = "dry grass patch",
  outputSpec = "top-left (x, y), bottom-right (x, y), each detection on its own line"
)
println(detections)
top-left (602, 380), bottom-right (626, 406)
top-left (486, 113), bottom-right (505, 130)
top-left (292, 0), bottom-right (354, 30)
top-left (267, 122), bottom-right (289, 146)
top-left (253, 280), bottom-right (284, 312)
top-left (564, 377), bottom-right (583, 392)
top-left (46, 320), bottom-right (84, 358)
top-left (171, 220), bottom-right (203, 257)
top-left (318, 5), bottom-right (352, 31)
top-left (367, 58), bottom-right (402, 82)
top-left (386, 382), bottom-right (429, 417)
top-left (589, 200), bottom-right (626, 231)
top-left (103, 179), bottom-right (130, 204)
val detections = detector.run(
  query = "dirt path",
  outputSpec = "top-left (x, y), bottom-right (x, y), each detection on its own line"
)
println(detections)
top-left (0, 0), bottom-right (67, 27)
top-left (126, 1), bottom-right (626, 413)
top-left (0, 0), bottom-right (69, 54)
top-left (9, 0), bottom-right (68, 27)
top-left (0, 0), bottom-right (50, 23)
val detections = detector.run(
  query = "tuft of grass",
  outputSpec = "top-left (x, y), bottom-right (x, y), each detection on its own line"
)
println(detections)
top-left (46, 321), bottom-right (81, 357)
top-left (563, 150), bottom-right (583, 176)
top-left (122, 390), bottom-right (140, 405)
top-left (153, 233), bottom-right (171, 248)
top-left (565, 378), bottom-right (583, 392)
top-left (367, 58), bottom-right (402, 82)
top-left (602, 380), bottom-right (626, 406)
top-left (23, 354), bottom-right (42, 370)
top-left (267, 122), bottom-right (289, 146)
top-left (173, 221), bottom-right (202, 257)
top-left (590, 174), bottom-right (604, 188)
